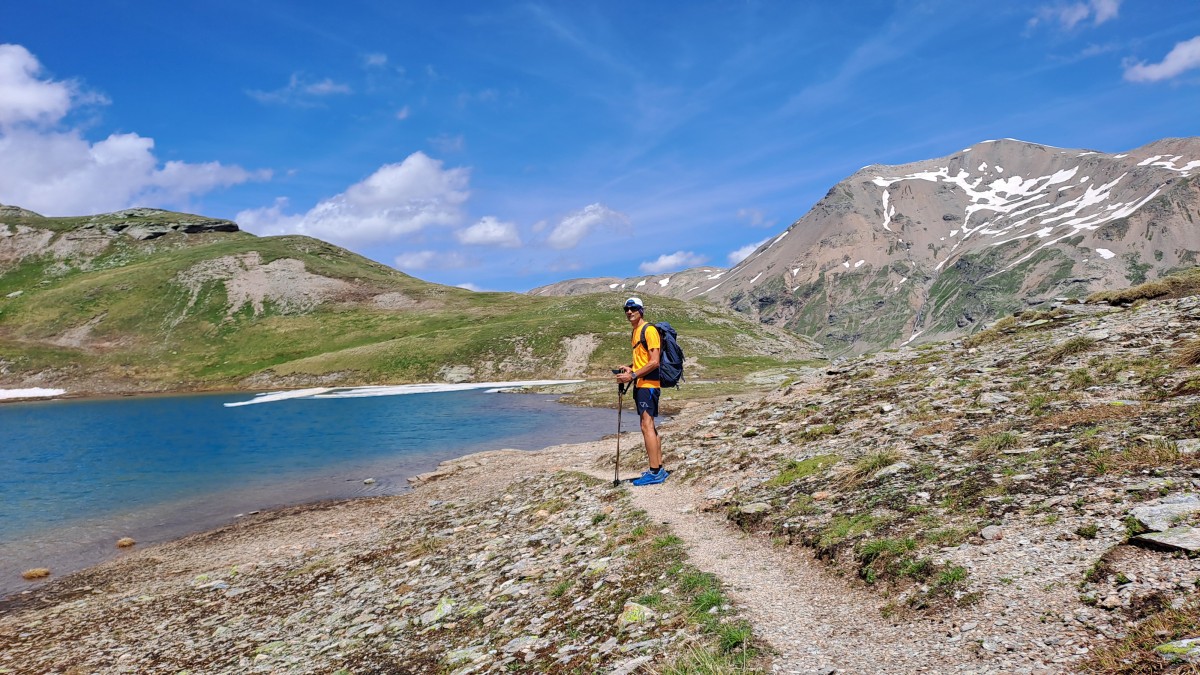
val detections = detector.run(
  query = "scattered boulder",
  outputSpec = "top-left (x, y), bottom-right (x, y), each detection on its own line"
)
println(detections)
top-left (1129, 494), bottom-right (1200, 532)
top-left (1134, 527), bottom-right (1200, 553)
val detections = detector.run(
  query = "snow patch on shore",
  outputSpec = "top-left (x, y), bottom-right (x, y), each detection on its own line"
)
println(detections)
top-left (0, 388), bottom-right (66, 400)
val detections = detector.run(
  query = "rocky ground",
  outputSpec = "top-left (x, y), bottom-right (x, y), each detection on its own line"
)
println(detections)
top-left (6, 291), bottom-right (1200, 673)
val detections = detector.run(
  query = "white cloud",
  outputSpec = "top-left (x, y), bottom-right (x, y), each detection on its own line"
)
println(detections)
top-left (736, 207), bottom-right (776, 229)
top-left (396, 105), bottom-right (411, 120)
top-left (728, 237), bottom-right (770, 265)
top-left (1029, 0), bottom-right (1121, 31)
top-left (394, 249), bottom-right (468, 271)
top-left (1124, 35), bottom-right (1200, 83)
top-left (238, 151), bottom-right (470, 246)
top-left (0, 44), bottom-right (267, 215)
top-left (639, 251), bottom-right (707, 274)
top-left (456, 216), bottom-right (521, 247)
top-left (248, 73), bottom-right (353, 105)
top-left (0, 44), bottom-right (73, 127)
top-left (394, 250), bottom-right (437, 270)
top-left (364, 53), bottom-right (388, 68)
top-left (455, 282), bottom-right (486, 292)
top-left (546, 203), bottom-right (629, 249)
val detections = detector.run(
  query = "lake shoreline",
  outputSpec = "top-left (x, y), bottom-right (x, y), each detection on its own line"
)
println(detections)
top-left (0, 383), bottom-right (612, 601)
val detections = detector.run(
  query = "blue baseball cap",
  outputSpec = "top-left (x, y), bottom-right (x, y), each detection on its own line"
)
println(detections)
top-left (623, 297), bottom-right (643, 310)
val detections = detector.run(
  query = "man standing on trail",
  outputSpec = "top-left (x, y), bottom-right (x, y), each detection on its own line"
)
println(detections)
top-left (615, 297), bottom-right (669, 486)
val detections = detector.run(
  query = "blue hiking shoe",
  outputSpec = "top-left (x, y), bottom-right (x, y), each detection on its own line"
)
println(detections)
top-left (631, 468), bottom-right (669, 486)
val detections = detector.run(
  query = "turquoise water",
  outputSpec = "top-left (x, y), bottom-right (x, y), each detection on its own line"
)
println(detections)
top-left (0, 389), bottom-right (614, 599)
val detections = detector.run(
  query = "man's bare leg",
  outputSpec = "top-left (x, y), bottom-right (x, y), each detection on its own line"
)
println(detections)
top-left (641, 412), bottom-right (662, 469)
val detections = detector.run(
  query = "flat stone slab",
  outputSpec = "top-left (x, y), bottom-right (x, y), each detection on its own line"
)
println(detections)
top-left (1130, 495), bottom-right (1200, 531)
top-left (1135, 527), bottom-right (1200, 553)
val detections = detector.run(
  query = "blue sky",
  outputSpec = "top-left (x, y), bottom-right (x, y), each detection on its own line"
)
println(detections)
top-left (1, 1), bottom-right (1198, 292)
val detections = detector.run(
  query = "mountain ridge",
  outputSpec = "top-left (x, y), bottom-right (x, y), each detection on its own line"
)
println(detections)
top-left (0, 207), bottom-right (821, 395)
top-left (531, 136), bottom-right (1200, 356)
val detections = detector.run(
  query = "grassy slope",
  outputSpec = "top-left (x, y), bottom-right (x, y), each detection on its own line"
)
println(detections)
top-left (0, 218), bottom-right (821, 390)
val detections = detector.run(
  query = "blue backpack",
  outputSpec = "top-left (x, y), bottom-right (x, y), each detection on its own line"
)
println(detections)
top-left (639, 322), bottom-right (685, 388)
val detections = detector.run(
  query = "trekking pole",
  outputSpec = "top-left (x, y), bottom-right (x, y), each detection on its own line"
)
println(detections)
top-left (614, 381), bottom-right (625, 486)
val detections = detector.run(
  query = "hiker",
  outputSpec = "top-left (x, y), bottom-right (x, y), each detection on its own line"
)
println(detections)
top-left (614, 297), bottom-right (668, 486)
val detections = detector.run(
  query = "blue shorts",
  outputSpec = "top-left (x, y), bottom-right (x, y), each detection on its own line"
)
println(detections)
top-left (633, 387), bottom-right (659, 418)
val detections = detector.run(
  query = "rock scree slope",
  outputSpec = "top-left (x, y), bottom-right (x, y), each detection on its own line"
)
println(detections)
top-left (9, 273), bottom-right (1200, 672)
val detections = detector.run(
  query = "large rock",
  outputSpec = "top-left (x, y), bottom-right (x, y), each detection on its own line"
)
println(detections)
top-left (1135, 527), bottom-right (1200, 553)
top-left (1130, 494), bottom-right (1200, 532)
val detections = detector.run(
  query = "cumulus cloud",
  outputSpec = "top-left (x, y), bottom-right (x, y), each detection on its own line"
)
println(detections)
top-left (238, 152), bottom-right (470, 246)
top-left (0, 44), bottom-right (75, 127)
top-left (1124, 35), bottom-right (1200, 82)
top-left (545, 203), bottom-right (630, 249)
top-left (247, 73), bottom-right (353, 105)
top-left (0, 44), bottom-right (266, 215)
top-left (1029, 0), bottom-right (1120, 31)
top-left (728, 237), bottom-right (770, 265)
top-left (456, 216), bottom-right (521, 247)
top-left (639, 251), bottom-right (707, 274)
top-left (394, 249), bottom-right (468, 271)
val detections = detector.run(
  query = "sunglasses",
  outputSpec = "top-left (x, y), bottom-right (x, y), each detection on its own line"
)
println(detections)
top-left (623, 306), bottom-right (641, 313)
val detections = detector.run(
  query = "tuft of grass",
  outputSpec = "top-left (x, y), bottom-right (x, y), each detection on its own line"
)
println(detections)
top-left (764, 454), bottom-right (839, 487)
top-left (407, 536), bottom-right (447, 557)
top-left (796, 423), bottom-right (838, 442)
top-left (1075, 523), bottom-right (1100, 540)
top-left (549, 579), bottom-right (573, 598)
top-left (857, 537), bottom-right (929, 584)
top-left (933, 565), bottom-right (969, 592)
top-left (654, 534), bottom-right (684, 549)
top-left (975, 431), bottom-right (1020, 455)
top-left (1174, 339), bottom-right (1200, 367)
top-left (1088, 266), bottom-right (1200, 306)
top-left (1089, 439), bottom-right (1200, 475)
top-left (817, 513), bottom-right (880, 550)
top-left (1044, 336), bottom-right (1097, 364)
top-left (924, 525), bottom-right (977, 547)
top-left (963, 315), bottom-right (1019, 348)
top-left (22, 568), bottom-right (50, 580)
top-left (843, 449), bottom-right (902, 486)
top-left (1068, 368), bottom-right (1095, 389)
top-left (1026, 393), bottom-right (1053, 416)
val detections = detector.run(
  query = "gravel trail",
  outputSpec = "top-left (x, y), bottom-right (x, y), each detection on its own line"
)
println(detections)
top-left (602, 474), bottom-right (988, 674)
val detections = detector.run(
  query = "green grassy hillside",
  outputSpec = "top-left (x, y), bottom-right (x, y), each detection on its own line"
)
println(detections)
top-left (0, 210), bottom-right (822, 393)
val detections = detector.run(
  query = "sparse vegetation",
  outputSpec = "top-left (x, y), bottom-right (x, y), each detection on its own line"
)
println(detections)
top-left (1088, 439), bottom-right (1200, 475)
top-left (963, 315), bottom-right (1019, 348)
top-left (1174, 339), bottom-right (1200, 367)
top-left (975, 431), bottom-right (1020, 455)
top-left (1088, 266), bottom-right (1200, 305)
top-left (843, 449), bottom-right (902, 486)
top-left (764, 454), bottom-right (839, 487)
top-left (1044, 336), bottom-right (1097, 364)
